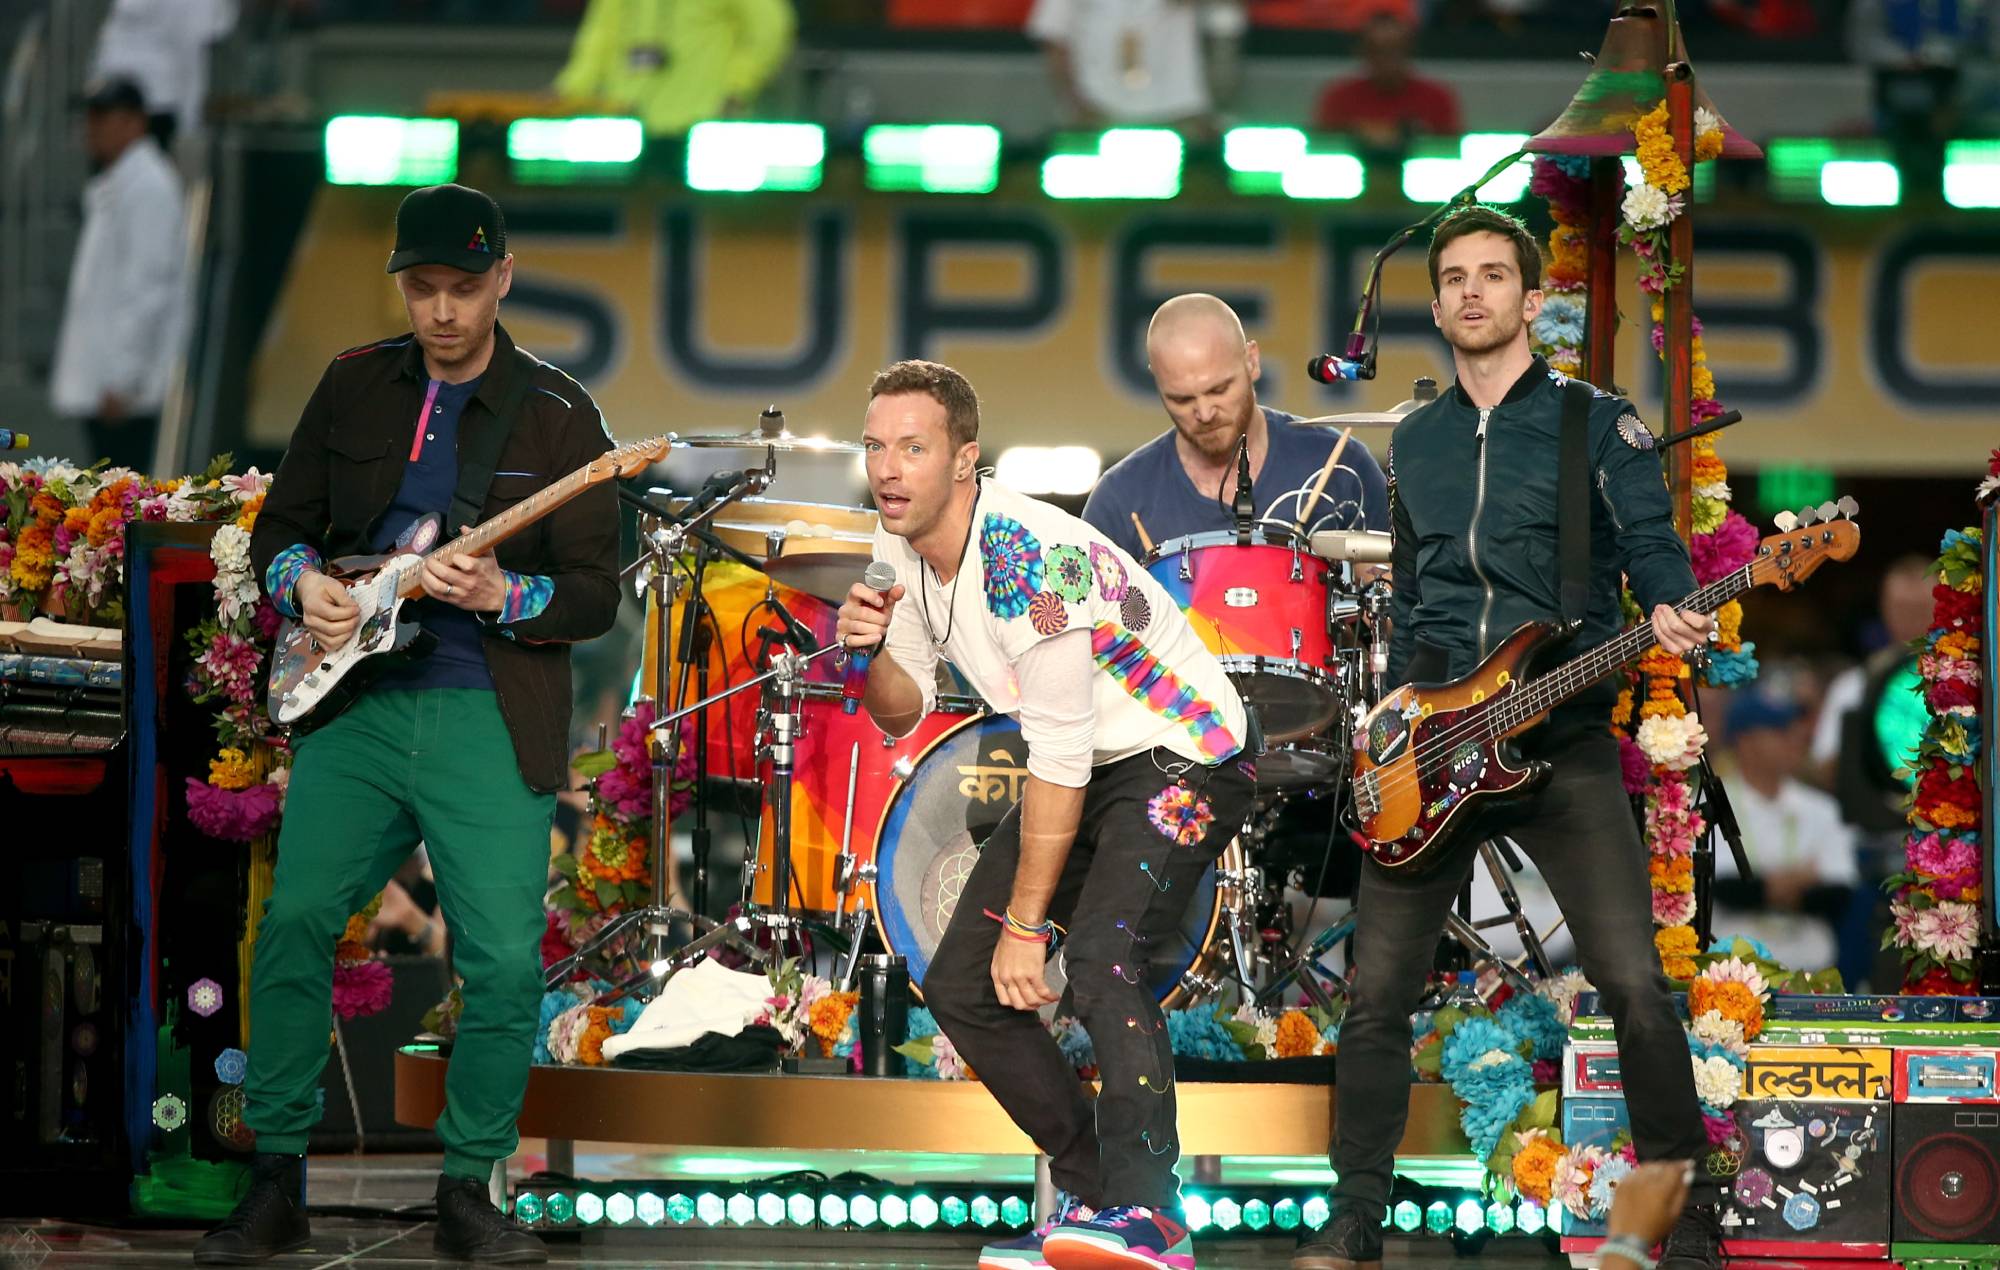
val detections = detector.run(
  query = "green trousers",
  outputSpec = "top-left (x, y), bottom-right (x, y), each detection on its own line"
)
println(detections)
top-left (243, 688), bottom-right (554, 1181)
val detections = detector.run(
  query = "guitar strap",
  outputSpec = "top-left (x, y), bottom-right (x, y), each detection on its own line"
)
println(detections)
top-left (448, 347), bottom-right (538, 538)
top-left (1557, 377), bottom-right (1593, 625)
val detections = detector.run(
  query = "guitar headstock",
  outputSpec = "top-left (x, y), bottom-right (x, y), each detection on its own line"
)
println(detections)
top-left (1756, 497), bottom-right (1860, 591)
top-left (586, 435), bottom-right (675, 483)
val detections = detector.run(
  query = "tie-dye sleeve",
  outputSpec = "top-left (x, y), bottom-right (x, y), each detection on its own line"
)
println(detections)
top-left (263, 543), bottom-right (324, 618)
top-left (497, 570), bottom-right (554, 626)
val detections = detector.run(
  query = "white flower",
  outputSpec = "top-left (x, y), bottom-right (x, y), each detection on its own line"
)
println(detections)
top-left (1694, 480), bottom-right (1731, 501)
top-left (211, 524), bottom-right (251, 575)
top-left (1692, 1054), bottom-right (1743, 1108)
top-left (1254, 1017), bottom-right (1279, 1053)
top-left (1695, 107), bottom-right (1721, 139)
top-left (1978, 472), bottom-right (2000, 505)
top-left (1698, 956), bottom-right (1769, 1000)
top-left (1538, 970), bottom-right (1593, 1026)
top-left (1690, 1009), bottom-right (1748, 1058)
top-left (1912, 902), bottom-right (1981, 963)
top-left (1637, 713), bottom-right (1708, 771)
top-left (164, 485), bottom-right (208, 523)
top-left (1470, 1049), bottom-right (1516, 1071)
top-left (1622, 182), bottom-right (1675, 231)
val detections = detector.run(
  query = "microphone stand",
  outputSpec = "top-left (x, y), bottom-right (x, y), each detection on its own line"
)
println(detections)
top-left (1233, 434), bottom-right (1256, 546)
top-left (1687, 677), bottom-right (1753, 949)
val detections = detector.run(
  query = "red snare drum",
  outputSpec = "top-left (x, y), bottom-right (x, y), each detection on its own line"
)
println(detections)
top-left (750, 685), bottom-right (986, 916)
top-left (1144, 529), bottom-right (1338, 742)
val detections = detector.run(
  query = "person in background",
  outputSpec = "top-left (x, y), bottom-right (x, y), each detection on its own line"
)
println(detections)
top-left (554, 0), bottom-right (796, 137)
top-left (1810, 555), bottom-right (1933, 791)
top-left (91, 0), bottom-right (239, 152)
top-left (1028, 0), bottom-right (1232, 130)
top-left (49, 77), bottom-right (187, 475)
top-left (1312, 14), bottom-right (1460, 147)
top-left (1713, 682), bottom-right (1860, 975)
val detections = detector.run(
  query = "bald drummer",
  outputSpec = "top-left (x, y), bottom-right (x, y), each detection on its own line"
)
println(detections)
top-left (1083, 293), bottom-right (1389, 559)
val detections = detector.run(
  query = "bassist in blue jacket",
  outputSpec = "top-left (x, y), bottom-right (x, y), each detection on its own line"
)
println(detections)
top-left (1292, 206), bottom-right (1720, 1270)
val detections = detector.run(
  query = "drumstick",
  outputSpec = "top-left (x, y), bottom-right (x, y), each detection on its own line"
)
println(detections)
top-left (1129, 511), bottom-right (1155, 556)
top-left (1294, 428), bottom-right (1354, 535)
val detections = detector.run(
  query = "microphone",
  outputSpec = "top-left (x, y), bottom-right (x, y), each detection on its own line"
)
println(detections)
top-left (1232, 433), bottom-right (1255, 545)
top-left (842, 559), bottom-right (898, 715)
top-left (0, 428), bottom-right (30, 450)
top-left (690, 468), bottom-right (747, 509)
top-left (765, 591), bottom-right (820, 655)
top-left (1305, 353), bottom-right (1374, 384)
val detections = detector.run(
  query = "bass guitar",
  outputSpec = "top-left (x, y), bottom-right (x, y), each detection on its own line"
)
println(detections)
top-left (1352, 502), bottom-right (1859, 870)
top-left (266, 434), bottom-right (672, 726)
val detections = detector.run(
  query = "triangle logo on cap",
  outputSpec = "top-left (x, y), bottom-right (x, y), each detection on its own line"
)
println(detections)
top-left (467, 226), bottom-right (490, 253)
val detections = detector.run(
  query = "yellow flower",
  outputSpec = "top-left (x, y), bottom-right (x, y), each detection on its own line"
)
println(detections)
top-left (1716, 601), bottom-right (1743, 647)
top-left (1612, 687), bottom-right (1635, 727)
top-left (1695, 130), bottom-right (1724, 163)
top-left (1274, 1010), bottom-right (1323, 1060)
top-left (209, 747), bottom-right (259, 791)
top-left (1655, 926), bottom-right (1698, 976)
top-left (1692, 366), bottom-right (1716, 402)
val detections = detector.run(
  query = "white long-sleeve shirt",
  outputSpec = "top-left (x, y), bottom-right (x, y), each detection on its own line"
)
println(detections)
top-left (92, 0), bottom-right (238, 140)
top-left (50, 136), bottom-right (187, 418)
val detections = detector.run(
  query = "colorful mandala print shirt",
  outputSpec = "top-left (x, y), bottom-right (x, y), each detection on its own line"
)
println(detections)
top-left (875, 480), bottom-right (1246, 768)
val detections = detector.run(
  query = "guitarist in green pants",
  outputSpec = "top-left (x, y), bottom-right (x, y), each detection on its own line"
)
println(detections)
top-left (1292, 205), bottom-right (1720, 1270)
top-left (196, 184), bottom-right (619, 1265)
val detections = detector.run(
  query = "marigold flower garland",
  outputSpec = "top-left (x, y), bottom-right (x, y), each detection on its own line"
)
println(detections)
top-left (1883, 455), bottom-right (1994, 991)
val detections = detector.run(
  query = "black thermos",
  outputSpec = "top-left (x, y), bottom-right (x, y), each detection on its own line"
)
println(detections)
top-left (857, 953), bottom-right (910, 1077)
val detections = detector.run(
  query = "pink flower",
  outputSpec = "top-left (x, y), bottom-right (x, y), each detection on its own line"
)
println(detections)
top-left (252, 600), bottom-right (282, 641)
top-left (1908, 832), bottom-right (1979, 879)
top-left (186, 778), bottom-right (282, 841)
top-left (223, 468), bottom-right (271, 498)
top-left (1690, 512), bottom-right (1758, 586)
top-left (1929, 869), bottom-right (1983, 901)
top-left (1649, 315), bottom-right (1704, 353)
top-left (1618, 734), bottom-right (1651, 794)
top-left (1703, 1111), bottom-right (1736, 1146)
top-left (1532, 1058), bottom-right (1559, 1084)
top-left (1652, 890), bottom-right (1696, 926)
top-left (1691, 396), bottom-right (1727, 423)
top-left (332, 960), bottom-right (394, 1019)
top-left (1912, 903), bottom-right (1980, 963)
top-left (1890, 898), bottom-right (1923, 949)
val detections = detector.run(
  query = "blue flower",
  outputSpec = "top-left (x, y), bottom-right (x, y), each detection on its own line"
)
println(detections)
top-left (1702, 644), bottom-right (1760, 687)
top-left (1551, 154), bottom-right (1592, 180)
top-left (1166, 1008), bottom-right (1246, 1062)
top-left (1454, 1051), bottom-right (1535, 1160)
top-left (1441, 1017), bottom-right (1518, 1085)
top-left (1053, 1016), bottom-right (1097, 1072)
top-left (1496, 993), bottom-right (1567, 1063)
top-left (1588, 1156), bottom-right (1633, 1217)
top-left (1687, 1034), bottom-right (1746, 1068)
top-left (1707, 934), bottom-right (1774, 960)
top-left (1532, 295), bottom-right (1586, 348)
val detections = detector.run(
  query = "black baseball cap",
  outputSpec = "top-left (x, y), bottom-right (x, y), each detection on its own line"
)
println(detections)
top-left (78, 76), bottom-right (147, 115)
top-left (386, 183), bottom-right (507, 275)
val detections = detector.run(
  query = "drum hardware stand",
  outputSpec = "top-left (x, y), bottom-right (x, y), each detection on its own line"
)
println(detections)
top-left (546, 465), bottom-right (772, 998)
top-left (1435, 838), bottom-right (1552, 995)
top-left (830, 740), bottom-right (882, 992)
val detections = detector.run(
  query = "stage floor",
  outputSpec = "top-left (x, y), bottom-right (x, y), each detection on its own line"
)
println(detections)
top-left (7, 1151), bottom-right (1570, 1268)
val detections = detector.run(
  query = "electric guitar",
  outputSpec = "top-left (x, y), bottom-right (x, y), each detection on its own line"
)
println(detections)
top-left (265, 435), bottom-right (672, 727)
top-left (1352, 502), bottom-right (1860, 870)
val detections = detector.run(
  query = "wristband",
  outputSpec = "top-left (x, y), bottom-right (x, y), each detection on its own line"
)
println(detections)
top-left (1598, 1236), bottom-right (1657, 1270)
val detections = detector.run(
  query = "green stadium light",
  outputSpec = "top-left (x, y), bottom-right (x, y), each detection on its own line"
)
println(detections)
top-left (1244, 1199), bottom-right (1272, 1231)
top-left (506, 117), bottom-right (642, 183)
top-left (1393, 1200), bottom-right (1423, 1232)
top-left (563, 1192), bottom-right (591, 1225)
top-left (1456, 1199), bottom-right (1485, 1235)
top-left (1402, 133), bottom-right (1530, 204)
top-left (666, 1193), bottom-right (694, 1224)
top-left (1213, 1198), bottom-right (1243, 1232)
top-left (787, 1193), bottom-right (815, 1226)
top-left (636, 1192), bottom-right (666, 1226)
top-left (999, 1196), bottom-right (1030, 1228)
top-left (1042, 129), bottom-right (1184, 199)
top-left (696, 1193), bottom-right (725, 1226)
top-left (1756, 464), bottom-right (1836, 517)
top-left (1485, 1201), bottom-right (1516, 1234)
top-left (324, 116), bottom-right (458, 187)
top-left (864, 124), bottom-right (1002, 193)
top-left (941, 1196), bottom-right (970, 1227)
top-left (1273, 1198), bottom-right (1302, 1231)
top-left (852, 1194), bottom-right (880, 1228)
top-left (512, 1192), bottom-right (543, 1223)
top-left (1944, 139), bottom-right (2000, 208)
top-left (1517, 1201), bottom-right (1546, 1235)
top-left (685, 121), bottom-right (825, 192)
top-left (1425, 1200), bottom-right (1453, 1235)
top-left (1822, 158), bottom-right (1901, 206)
top-left (971, 1195), bottom-right (1001, 1228)
top-left (755, 1193), bottom-right (784, 1225)
top-left (605, 1192), bottom-right (636, 1226)
top-left (1766, 137), bottom-right (1836, 201)
top-left (1303, 1196), bottom-right (1331, 1230)
top-left (1223, 127), bottom-right (1365, 199)
top-left (1184, 1194), bottom-right (1213, 1232)
top-left (726, 1193), bottom-right (755, 1226)
top-left (818, 1194), bottom-right (848, 1226)
top-left (910, 1194), bottom-right (940, 1229)
top-left (881, 1194), bottom-right (910, 1227)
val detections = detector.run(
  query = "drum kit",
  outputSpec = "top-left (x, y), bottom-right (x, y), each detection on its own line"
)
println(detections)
top-left (548, 395), bottom-right (1559, 1009)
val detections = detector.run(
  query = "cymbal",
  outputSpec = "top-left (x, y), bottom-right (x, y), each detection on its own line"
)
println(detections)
top-left (673, 427), bottom-right (863, 454)
top-left (1297, 397), bottom-right (1428, 428)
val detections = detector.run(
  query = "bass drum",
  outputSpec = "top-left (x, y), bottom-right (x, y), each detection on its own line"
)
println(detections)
top-left (871, 711), bottom-right (1236, 1009)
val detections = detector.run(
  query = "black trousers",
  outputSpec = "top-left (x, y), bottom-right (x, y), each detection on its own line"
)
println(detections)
top-left (924, 746), bottom-right (1256, 1210)
top-left (1331, 729), bottom-right (1710, 1217)
top-left (85, 413), bottom-right (158, 474)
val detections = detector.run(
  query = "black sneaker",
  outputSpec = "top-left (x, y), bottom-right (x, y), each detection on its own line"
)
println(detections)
top-left (1292, 1205), bottom-right (1383, 1270)
top-left (432, 1174), bottom-right (547, 1264)
top-left (1657, 1199), bottom-right (1724, 1270)
top-left (192, 1153), bottom-right (310, 1264)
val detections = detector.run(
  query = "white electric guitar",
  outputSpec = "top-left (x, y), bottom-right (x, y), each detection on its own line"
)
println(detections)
top-left (265, 435), bottom-right (671, 726)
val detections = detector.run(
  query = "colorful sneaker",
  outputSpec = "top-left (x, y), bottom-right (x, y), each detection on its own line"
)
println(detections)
top-left (978, 1195), bottom-right (1096, 1270)
top-left (1042, 1205), bottom-right (1195, 1270)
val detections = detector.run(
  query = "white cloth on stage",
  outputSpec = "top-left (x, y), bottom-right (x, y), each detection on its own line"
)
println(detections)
top-left (600, 957), bottom-right (775, 1060)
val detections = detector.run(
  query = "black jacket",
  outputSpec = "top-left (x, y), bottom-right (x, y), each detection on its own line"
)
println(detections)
top-left (250, 323), bottom-right (620, 792)
top-left (1386, 356), bottom-right (1697, 729)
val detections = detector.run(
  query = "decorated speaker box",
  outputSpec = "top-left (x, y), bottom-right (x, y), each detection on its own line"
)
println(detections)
top-left (1558, 1041), bottom-right (1893, 1259)
top-left (1891, 1048), bottom-right (2000, 1260)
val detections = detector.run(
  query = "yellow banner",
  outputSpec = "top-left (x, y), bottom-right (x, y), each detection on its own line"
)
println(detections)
top-left (1742, 1045), bottom-right (1893, 1101)
top-left (250, 186), bottom-right (1998, 476)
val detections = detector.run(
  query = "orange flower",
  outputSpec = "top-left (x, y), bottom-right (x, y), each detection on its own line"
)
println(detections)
top-left (577, 1006), bottom-right (616, 1065)
top-left (810, 991), bottom-right (859, 1057)
top-left (1274, 1010), bottom-right (1323, 1059)
top-left (235, 493), bottom-right (265, 531)
top-left (30, 491), bottom-right (65, 527)
top-left (342, 912), bottom-right (370, 945)
top-left (1691, 979), bottom-right (1764, 1039)
top-left (1638, 648), bottom-right (1687, 679)
top-left (1931, 804), bottom-right (1978, 829)
top-left (1511, 1135), bottom-right (1565, 1204)
top-left (1612, 688), bottom-right (1635, 727)
top-left (335, 939), bottom-right (370, 965)
top-left (87, 505), bottom-right (126, 547)
top-left (1649, 856), bottom-right (1695, 894)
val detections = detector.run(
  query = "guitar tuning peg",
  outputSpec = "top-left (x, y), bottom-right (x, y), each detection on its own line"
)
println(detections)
top-left (1816, 500), bottom-right (1840, 523)
top-left (1797, 506), bottom-right (1819, 527)
top-left (1836, 495), bottom-right (1859, 519)
top-left (1773, 511), bottom-right (1799, 532)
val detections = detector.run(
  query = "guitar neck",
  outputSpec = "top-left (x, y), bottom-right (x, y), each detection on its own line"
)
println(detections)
top-left (395, 466), bottom-right (592, 600)
top-left (1509, 563), bottom-right (1756, 722)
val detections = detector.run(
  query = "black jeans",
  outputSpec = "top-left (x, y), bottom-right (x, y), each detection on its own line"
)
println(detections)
top-left (925, 746), bottom-right (1257, 1210)
top-left (1331, 729), bottom-right (1709, 1218)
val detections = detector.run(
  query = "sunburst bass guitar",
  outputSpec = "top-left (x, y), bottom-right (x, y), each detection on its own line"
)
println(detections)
top-left (265, 434), bottom-right (672, 726)
top-left (1352, 504), bottom-right (1860, 870)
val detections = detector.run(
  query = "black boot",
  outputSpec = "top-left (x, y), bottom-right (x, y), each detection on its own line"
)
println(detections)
top-left (432, 1174), bottom-right (547, 1264)
top-left (1657, 1198), bottom-right (1724, 1270)
top-left (1292, 1204), bottom-right (1384, 1270)
top-left (192, 1153), bottom-right (310, 1265)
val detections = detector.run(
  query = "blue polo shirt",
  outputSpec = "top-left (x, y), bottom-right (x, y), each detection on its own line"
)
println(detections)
top-left (369, 374), bottom-right (495, 692)
top-left (1082, 407), bottom-right (1391, 561)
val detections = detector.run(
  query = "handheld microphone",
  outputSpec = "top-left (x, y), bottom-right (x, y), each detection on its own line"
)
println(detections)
top-left (0, 428), bottom-right (30, 450)
top-left (1232, 434), bottom-right (1255, 545)
top-left (842, 560), bottom-right (898, 714)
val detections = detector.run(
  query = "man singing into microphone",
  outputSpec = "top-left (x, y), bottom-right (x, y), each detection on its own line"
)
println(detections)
top-left (1083, 293), bottom-right (1388, 561)
top-left (838, 359), bottom-right (1258, 1270)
